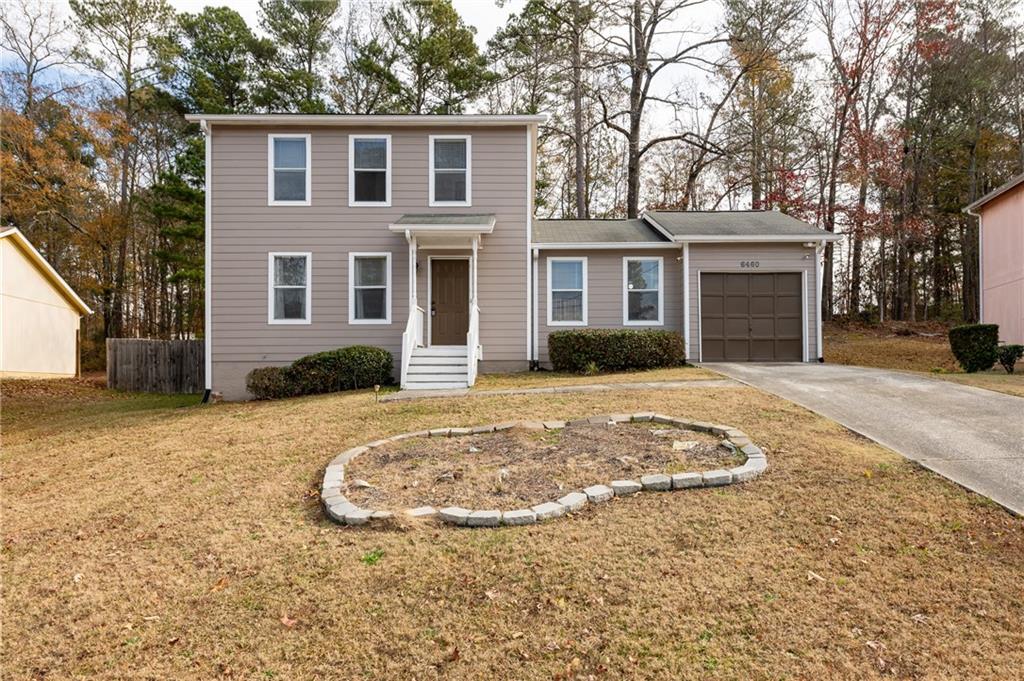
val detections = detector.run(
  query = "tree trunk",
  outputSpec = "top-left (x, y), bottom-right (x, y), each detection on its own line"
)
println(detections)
top-left (849, 174), bottom-right (868, 313)
top-left (571, 3), bottom-right (586, 219)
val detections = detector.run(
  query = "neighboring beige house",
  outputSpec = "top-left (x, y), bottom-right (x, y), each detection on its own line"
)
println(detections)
top-left (188, 113), bottom-right (840, 399)
top-left (966, 172), bottom-right (1024, 345)
top-left (0, 228), bottom-right (92, 378)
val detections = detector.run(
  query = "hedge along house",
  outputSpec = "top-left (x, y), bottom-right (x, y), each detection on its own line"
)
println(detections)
top-left (190, 113), bottom-right (840, 399)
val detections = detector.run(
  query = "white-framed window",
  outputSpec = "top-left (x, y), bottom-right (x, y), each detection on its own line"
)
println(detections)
top-left (348, 135), bottom-right (391, 206)
top-left (268, 252), bottom-right (311, 324)
top-left (429, 134), bottom-right (471, 206)
top-left (348, 252), bottom-right (391, 324)
top-left (623, 256), bottom-right (663, 325)
top-left (268, 134), bottom-right (311, 205)
top-left (547, 257), bottom-right (587, 326)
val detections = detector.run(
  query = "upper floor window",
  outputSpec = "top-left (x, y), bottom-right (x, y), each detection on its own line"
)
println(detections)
top-left (429, 135), bottom-right (471, 206)
top-left (268, 134), bottom-right (310, 206)
top-left (623, 257), bottom-right (663, 325)
top-left (349, 253), bottom-right (391, 324)
top-left (349, 135), bottom-right (391, 206)
top-left (548, 257), bottom-right (587, 326)
top-left (268, 252), bottom-right (311, 324)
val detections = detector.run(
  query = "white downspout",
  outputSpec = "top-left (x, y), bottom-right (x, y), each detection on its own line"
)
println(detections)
top-left (816, 240), bottom-right (825, 362)
top-left (202, 119), bottom-right (212, 396)
top-left (682, 242), bottom-right (690, 360)
top-left (532, 247), bottom-right (539, 365)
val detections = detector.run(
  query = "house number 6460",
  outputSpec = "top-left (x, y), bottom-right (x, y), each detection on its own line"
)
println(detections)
top-left (740, 261), bottom-right (760, 268)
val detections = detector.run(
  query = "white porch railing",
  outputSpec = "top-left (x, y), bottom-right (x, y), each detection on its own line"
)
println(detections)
top-left (400, 305), bottom-right (425, 388)
top-left (466, 299), bottom-right (480, 386)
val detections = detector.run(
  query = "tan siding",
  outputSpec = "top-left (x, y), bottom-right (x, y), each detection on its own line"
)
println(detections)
top-left (535, 248), bottom-right (684, 366)
top-left (210, 125), bottom-right (528, 398)
top-left (688, 243), bottom-right (819, 361)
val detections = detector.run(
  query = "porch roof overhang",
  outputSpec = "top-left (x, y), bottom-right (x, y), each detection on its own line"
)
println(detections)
top-left (388, 214), bottom-right (496, 245)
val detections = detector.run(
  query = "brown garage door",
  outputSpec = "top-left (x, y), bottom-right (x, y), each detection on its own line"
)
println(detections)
top-left (700, 273), bottom-right (803, 361)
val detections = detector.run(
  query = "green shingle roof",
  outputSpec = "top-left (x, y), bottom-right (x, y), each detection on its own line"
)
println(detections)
top-left (644, 210), bottom-right (827, 237)
top-left (533, 219), bottom-right (668, 244)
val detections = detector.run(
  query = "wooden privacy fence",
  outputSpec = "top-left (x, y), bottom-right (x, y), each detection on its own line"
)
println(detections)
top-left (106, 339), bottom-right (204, 394)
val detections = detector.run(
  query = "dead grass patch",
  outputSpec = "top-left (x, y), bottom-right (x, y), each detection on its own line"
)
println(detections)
top-left (345, 424), bottom-right (735, 511)
top-left (2, 379), bottom-right (1022, 679)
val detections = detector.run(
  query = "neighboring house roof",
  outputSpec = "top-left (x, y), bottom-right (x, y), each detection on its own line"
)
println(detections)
top-left (964, 172), bottom-right (1024, 213)
top-left (644, 210), bottom-right (840, 241)
top-left (0, 228), bottom-right (92, 315)
top-left (533, 218), bottom-right (669, 244)
top-left (184, 114), bottom-right (547, 127)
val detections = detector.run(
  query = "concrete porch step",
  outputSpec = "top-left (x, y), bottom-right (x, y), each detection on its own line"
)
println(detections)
top-left (407, 355), bottom-right (467, 366)
top-left (407, 365), bottom-right (467, 376)
top-left (411, 345), bottom-right (467, 357)
top-left (404, 380), bottom-right (470, 390)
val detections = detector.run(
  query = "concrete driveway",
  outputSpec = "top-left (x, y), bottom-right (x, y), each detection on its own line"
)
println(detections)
top-left (711, 362), bottom-right (1024, 515)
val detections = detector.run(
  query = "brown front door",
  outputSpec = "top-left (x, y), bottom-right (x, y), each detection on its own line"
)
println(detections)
top-left (700, 273), bottom-right (803, 361)
top-left (430, 259), bottom-right (470, 345)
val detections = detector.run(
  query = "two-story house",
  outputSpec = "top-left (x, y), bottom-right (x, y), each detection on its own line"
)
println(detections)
top-left (188, 114), bottom-right (839, 400)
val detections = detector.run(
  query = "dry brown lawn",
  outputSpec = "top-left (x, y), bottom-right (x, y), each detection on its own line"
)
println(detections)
top-left (3, 378), bottom-right (1022, 680)
top-left (473, 365), bottom-right (719, 390)
top-left (824, 321), bottom-right (1024, 397)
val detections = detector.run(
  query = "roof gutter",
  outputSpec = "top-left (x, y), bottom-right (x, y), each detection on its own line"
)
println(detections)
top-left (664, 234), bottom-right (842, 243)
top-left (183, 113), bottom-right (548, 127)
top-left (534, 242), bottom-right (680, 250)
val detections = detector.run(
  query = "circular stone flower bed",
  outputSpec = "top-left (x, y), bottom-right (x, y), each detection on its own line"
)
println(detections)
top-left (320, 413), bottom-right (768, 528)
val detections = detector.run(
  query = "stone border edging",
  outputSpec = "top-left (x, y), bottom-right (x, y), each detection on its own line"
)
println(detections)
top-left (320, 413), bottom-right (768, 528)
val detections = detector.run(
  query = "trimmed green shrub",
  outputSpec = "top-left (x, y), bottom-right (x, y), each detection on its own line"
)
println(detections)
top-left (246, 345), bottom-right (393, 399)
top-left (548, 328), bottom-right (685, 373)
top-left (246, 366), bottom-right (296, 400)
top-left (948, 324), bottom-right (999, 373)
top-left (996, 344), bottom-right (1023, 374)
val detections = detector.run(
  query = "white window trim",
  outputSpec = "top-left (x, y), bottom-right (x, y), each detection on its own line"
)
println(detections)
top-left (547, 256), bottom-right (588, 326)
top-left (622, 256), bottom-right (664, 326)
top-left (428, 134), bottom-right (472, 207)
top-left (348, 252), bottom-right (392, 324)
top-left (348, 134), bottom-right (392, 207)
top-left (268, 252), bottom-right (312, 325)
top-left (267, 134), bottom-right (311, 206)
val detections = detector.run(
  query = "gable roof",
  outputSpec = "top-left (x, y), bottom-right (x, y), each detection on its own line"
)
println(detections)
top-left (964, 172), bottom-right (1024, 213)
top-left (644, 210), bottom-right (837, 240)
top-left (533, 219), bottom-right (669, 244)
top-left (533, 211), bottom-right (839, 246)
top-left (0, 228), bottom-right (92, 315)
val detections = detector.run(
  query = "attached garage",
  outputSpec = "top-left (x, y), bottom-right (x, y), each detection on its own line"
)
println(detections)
top-left (531, 210), bottom-right (840, 368)
top-left (699, 272), bottom-right (804, 361)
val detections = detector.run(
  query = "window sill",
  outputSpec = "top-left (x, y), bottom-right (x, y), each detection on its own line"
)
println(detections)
top-left (349, 318), bottom-right (392, 325)
top-left (349, 201), bottom-right (392, 208)
top-left (623, 320), bottom-right (663, 327)
top-left (268, 200), bottom-right (311, 207)
top-left (548, 320), bottom-right (587, 327)
top-left (428, 200), bottom-right (472, 208)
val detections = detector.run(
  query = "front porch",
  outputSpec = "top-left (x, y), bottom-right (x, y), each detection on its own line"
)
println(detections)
top-left (389, 214), bottom-right (495, 389)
